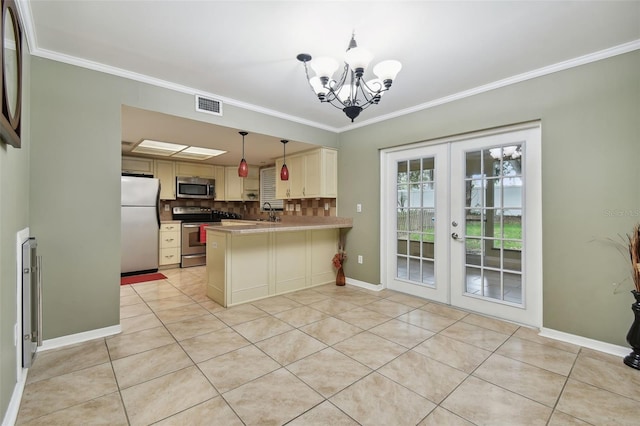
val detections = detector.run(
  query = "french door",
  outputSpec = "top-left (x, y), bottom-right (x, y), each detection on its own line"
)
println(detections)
top-left (381, 123), bottom-right (542, 326)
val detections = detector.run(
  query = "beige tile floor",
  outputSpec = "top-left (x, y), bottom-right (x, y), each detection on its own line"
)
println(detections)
top-left (16, 266), bottom-right (640, 425)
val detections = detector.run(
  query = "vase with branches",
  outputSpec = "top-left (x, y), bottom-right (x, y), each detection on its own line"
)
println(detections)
top-left (333, 231), bottom-right (347, 286)
top-left (624, 224), bottom-right (640, 369)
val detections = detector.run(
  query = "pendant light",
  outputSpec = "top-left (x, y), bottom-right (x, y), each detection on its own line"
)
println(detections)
top-left (237, 131), bottom-right (249, 177)
top-left (280, 139), bottom-right (289, 181)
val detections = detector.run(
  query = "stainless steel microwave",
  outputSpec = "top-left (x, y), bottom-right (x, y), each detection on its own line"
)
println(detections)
top-left (176, 176), bottom-right (216, 199)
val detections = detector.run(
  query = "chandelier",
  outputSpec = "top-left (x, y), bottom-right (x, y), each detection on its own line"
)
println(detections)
top-left (296, 33), bottom-right (402, 122)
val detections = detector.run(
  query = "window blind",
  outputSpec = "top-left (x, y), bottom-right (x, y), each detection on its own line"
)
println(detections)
top-left (260, 167), bottom-right (284, 210)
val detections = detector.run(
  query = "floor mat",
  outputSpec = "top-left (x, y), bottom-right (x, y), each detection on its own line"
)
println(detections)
top-left (120, 272), bottom-right (167, 286)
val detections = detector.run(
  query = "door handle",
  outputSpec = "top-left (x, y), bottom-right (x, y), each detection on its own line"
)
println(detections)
top-left (451, 232), bottom-right (464, 241)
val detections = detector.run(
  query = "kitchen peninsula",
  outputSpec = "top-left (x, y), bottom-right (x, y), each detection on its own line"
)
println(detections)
top-left (205, 218), bottom-right (352, 307)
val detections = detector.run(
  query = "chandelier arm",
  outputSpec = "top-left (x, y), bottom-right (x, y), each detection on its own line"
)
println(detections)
top-left (325, 88), bottom-right (346, 108)
top-left (324, 63), bottom-right (350, 108)
top-left (359, 78), bottom-right (387, 96)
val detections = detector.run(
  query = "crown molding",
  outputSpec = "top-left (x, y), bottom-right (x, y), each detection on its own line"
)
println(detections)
top-left (340, 39), bottom-right (640, 132)
top-left (14, 0), bottom-right (639, 135)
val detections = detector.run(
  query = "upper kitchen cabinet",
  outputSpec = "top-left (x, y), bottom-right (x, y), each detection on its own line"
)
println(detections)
top-left (304, 148), bottom-right (337, 198)
top-left (155, 160), bottom-right (176, 200)
top-left (275, 148), bottom-right (337, 199)
top-left (122, 156), bottom-right (154, 176)
top-left (243, 167), bottom-right (260, 201)
top-left (175, 162), bottom-right (215, 179)
top-left (225, 166), bottom-right (259, 201)
top-left (213, 166), bottom-right (225, 201)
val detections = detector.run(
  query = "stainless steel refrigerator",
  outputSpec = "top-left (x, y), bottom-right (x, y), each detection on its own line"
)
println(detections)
top-left (121, 176), bottom-right (160, 275)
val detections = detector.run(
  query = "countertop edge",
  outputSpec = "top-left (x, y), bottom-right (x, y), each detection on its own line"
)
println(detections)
top-left (205, 221), bottom-right (352, 234)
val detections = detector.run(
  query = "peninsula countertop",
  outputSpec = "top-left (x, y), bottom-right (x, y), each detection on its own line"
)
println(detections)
top-left (206, 217), bottom-right (353, 234)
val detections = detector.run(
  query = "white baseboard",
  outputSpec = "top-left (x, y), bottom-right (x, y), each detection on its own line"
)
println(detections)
top-left (2, 369), bottom-right (27, 426)
top-left (2, 325), bottom-right (121, 425)
top-left (540, 327), bottom-right (630, 358)
top-left (346, 279), bottom-right (630, 359)
top-left (39, 325), bottom-right (121, 352)
top-left (346, 277), bottom-right (383, 292)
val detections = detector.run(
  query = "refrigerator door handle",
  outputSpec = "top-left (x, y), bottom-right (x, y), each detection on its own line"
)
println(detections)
top-left (155, 182), bottom-right (161, 229)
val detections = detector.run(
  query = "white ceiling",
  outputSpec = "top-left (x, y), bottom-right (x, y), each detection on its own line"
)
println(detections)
top-left (20, 1), bottom-right (640, 164)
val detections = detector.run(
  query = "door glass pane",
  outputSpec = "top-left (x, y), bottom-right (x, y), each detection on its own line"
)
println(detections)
top-left (397, 232), bottom-right (408, 255)
top-left (423, 260), bottom-right (435, 285)
top-left (396, 156), bottom-right (437, 288)
top-left (465, 151), bottom-right (481, 177)
top-left (422, 183), bottom-right (435, 208)
top-left (466, 239), bottom-right (481, 266)
top-left (397, 256), bottom-right (408, 279)
top-left (504, 272), bottom-right (522, 303)
top-left (463, 144), bottom-right (524, 305)
top-left (409, 258), bottom-right (421, 282)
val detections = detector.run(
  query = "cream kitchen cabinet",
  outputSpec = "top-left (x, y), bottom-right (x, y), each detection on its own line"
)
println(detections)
top-left (275, 157), bottom-right (289, 199)
top-left (304, 148), bottom-right (337, 198)
top-left (213, 166), bottom-right (225, 200)
top-left (159, 221), bottom-right (180, 267)
top-left (224, 166), bottom-right (244, 201)
top-left (225, 166), bottom-right (259, 201)
top-left (122, 156), bottom-right (155, 176)
top-left (275, 155), bottom-right (304, 199)
top-left (275, 148), bottom-right (337, 199)
top-left (175, 162), bottom-right (215, 178)
top-left (243, 167), bottom-right (260, 201)
top-left (155, 160), bottom-right (176, 200)
top-left (206, 226), bottom-right (340, 307)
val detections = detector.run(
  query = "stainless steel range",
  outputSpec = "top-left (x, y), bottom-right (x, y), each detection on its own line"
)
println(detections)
top-left (172, 206), bottom-right (218, 268)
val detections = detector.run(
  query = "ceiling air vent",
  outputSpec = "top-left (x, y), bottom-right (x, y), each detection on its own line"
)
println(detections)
top-left (195, 95), bottom-right (223, 116)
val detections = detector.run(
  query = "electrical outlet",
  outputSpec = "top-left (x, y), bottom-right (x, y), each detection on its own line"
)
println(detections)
top-left (295, 204), bottom-right (301, 212)
top-left (164, 204), bottom-right (170, 212)
top-left (358, 255), bottom-right (363, 264)
top-left (324, 203), bottom-right (329, 211)
top-left (356, 203), bottom-right (362, 213)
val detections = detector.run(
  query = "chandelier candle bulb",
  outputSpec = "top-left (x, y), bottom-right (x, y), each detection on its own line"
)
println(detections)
top-left (310, 57), bottom-right (339, 81)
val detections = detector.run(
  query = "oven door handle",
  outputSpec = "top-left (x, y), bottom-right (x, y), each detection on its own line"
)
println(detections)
top-left (183, 224), bottom-right (203, 228)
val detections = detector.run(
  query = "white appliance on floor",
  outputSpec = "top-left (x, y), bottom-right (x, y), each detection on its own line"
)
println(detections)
top-left (121, 175), bottom-right (160, 275)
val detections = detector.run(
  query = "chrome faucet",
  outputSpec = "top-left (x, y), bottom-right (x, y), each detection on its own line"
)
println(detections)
top-left (263, 202), bottom-right (275, 222)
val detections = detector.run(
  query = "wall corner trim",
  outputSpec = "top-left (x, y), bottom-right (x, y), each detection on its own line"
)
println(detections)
top-left (39, 324), bottom-right (122, 352)
top-left (540, 327), bottom-right (629, 357)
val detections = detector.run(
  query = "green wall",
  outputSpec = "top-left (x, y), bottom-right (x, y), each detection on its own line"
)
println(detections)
top-left (28, 57), bottom-right (337, 341)
top-left (338, 50), bottom-right (640, 346)
top-left (0, 42), bottom-right (30, 421)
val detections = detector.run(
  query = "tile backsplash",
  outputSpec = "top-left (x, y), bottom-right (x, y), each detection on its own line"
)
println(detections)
top-left (159, 198), bottom-right (337, 221)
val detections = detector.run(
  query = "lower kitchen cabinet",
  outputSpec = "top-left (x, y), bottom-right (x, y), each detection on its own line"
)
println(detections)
top-left (206, 228), bottom-right (338, 307)
top-left (159, 221), bottom-right (181, 267)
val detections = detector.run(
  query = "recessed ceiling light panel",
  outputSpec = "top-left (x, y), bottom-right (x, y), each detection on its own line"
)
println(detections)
top-left (133, 139), bottom-right (188, 156)
top-left (172, 146), bottom-right (227, 160)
